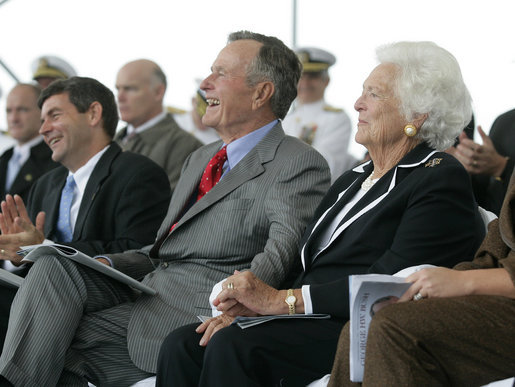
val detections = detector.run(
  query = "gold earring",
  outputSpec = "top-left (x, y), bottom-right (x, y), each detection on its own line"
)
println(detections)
top-left (404, 124), bottom-right (417, 137)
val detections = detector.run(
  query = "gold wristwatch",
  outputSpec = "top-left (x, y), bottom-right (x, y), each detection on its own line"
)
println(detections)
top-left (285, 289), bottom-right (296, 315)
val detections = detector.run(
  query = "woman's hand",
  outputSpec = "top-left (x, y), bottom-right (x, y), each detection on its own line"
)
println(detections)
top-left (450, 126), bottom-right (508, 177)
top-left (399, 267), bottom-right (470, 301)
top-left (400, 266), bottom-right (515, 301)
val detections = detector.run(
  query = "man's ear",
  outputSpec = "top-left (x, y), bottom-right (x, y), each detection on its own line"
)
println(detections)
top-left (252, 81), bottom-right (274, 110)
top-left (323, 76), bottom-right (330, 88)
top-left (88, 101), bottom-right (103, 127)
top-left (154, 83), bottom-right (166, 102)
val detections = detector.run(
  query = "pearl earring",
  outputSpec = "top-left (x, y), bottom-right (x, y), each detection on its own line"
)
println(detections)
top-left (404, 124), bottom-right (417, 137)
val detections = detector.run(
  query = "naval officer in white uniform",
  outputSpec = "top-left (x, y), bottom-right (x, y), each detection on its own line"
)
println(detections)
top-left (282, 47), bottom-right (356, 182)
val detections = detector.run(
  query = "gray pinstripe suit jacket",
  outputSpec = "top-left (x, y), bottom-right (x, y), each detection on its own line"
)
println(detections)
top-left (108, 123), bottom-right (331, 372)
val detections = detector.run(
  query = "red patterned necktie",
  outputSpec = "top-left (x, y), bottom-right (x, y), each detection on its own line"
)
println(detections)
top-left (169, 146), bottom-right (227, 232)
top-left (196, 146), bottom-right (228, 201)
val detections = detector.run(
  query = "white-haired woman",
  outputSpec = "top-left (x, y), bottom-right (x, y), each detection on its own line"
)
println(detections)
top-left (155, 41), bottom-right (486, 386)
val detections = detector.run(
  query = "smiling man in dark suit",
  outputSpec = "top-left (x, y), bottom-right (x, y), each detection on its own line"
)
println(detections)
top-left (0, 31), bottom-right (330, 386)
top-left (0, 77), bottom-right (171, 354)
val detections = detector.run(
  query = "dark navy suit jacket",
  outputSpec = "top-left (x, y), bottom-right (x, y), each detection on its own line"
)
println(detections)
top-left (26, 142), bottom-right (171, 256)
top-left (0, 141), bottom-right (58, 203)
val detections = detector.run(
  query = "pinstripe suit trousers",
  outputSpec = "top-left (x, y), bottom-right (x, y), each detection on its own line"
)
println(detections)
top-left (0, 255), bottom-right (152, 387)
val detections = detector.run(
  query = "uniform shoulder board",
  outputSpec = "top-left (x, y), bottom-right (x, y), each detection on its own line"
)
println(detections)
top-left (323, 105), bottom-right (343, 113)
top-left (166, 106), bottom-right (187, 114)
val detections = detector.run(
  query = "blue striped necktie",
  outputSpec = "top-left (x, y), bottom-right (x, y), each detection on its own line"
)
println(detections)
top-left (55, 175), bottom-right (76, 242)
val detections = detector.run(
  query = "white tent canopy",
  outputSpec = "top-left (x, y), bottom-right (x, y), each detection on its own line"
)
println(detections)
top-left (1, 0), bottom-right (514, 158)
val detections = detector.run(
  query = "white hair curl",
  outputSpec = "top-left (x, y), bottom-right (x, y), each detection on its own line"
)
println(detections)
top-left (376, 41), bottom-right (472, 150)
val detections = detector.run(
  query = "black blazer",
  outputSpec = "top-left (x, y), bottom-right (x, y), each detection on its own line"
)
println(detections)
top-left (26, 142), bottom-right (172, 257)
top-left (293, 142), bottom-right (486, 320)
top-left (0, 141), bottom-right (59, 203)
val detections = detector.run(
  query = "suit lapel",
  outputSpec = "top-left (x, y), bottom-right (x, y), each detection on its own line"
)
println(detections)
top-left (175, 124), bottom-right (282, 228)
top-left (301, 163), bottom-right (372, 269)
top-left (72, 144), bottom-right (120, 240)
top-left (152, 142), bottom-right (220, 240)
top-left (148, 141), bottom-right (222, 257)
top-left (136, 114), bottom-right (175, 144)
top-left (300, 143), bottom-right (439, 269)
top-left (151, 124), bottom-right (285, 256)
top-left (0, 148), bottom-right (12, 195)
top-left (118, 114), bottom-right (177, 153)
top-left (43, 168), bottom-right (68, 238)
top-left (114, 127), bottom-right (128, 142)
top-left (10, 142), bottom-right (45, 194)
top-left (176, 148), bottom-right (265, 227)
top-left (333, 146), bottom-right (438, 239)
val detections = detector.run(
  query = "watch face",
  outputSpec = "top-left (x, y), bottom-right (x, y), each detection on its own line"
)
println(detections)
top-left (286, 295), bottom-right (296, 304)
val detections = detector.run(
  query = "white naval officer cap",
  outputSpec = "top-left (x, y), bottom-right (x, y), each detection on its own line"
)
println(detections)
top-left (31, 55), bottom-right (77, 81)
top-left (295, 47), bottom-right (336, 73)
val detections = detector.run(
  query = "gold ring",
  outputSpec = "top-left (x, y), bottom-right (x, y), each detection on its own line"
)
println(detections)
top-left (227, 282), bottom-right (234, 290)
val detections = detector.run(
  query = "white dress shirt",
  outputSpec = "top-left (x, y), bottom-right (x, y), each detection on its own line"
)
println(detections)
top-left (5, 136), bottom-right (44, 191)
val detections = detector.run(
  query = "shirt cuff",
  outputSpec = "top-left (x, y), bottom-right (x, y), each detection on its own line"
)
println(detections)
top-left (94, 255), bottom-right (114, 268)
top-left (209, 279), bottom-right (224, 317)
top-left (2, 260), bottom-right (27, 272)
top-left (301, 285), bottom-right (313, 314)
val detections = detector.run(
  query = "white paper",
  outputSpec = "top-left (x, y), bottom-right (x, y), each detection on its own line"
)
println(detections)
top-left (349, 274), bottom-right (412, 382)
top-left (0, 268), bottom-right (24, 288)
top-left (18, 243), bottom-right (156, 295)
top-left (231, 313), bottom-right (331, 329)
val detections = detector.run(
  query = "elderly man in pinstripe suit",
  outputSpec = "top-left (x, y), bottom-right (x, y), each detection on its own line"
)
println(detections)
top-left (0, 31), bottom-right (330, 387)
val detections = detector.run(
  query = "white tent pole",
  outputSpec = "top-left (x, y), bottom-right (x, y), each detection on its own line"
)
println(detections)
top-left (292, 0), bottom-right (297, 48)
